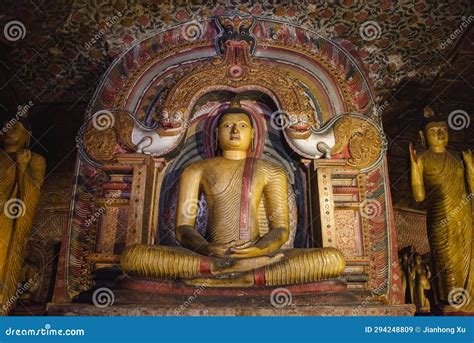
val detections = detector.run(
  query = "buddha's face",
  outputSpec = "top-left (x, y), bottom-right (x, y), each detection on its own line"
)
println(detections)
top-left (217, 113), bottom-right (253, 152)
top-left (424, 121), bottom-right (448, 149)
top-left (415, 255), bottom-right (422, 265)
top-left (1, 122), bottom-right (29, 148)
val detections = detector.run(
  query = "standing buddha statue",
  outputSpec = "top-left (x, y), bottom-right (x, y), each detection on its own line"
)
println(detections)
top-left (412, 254), bottom-right (431, 313)
top-left (409, 107), bottom-right (474, 312)
top-left (0, 119), bottom-right (45, 314)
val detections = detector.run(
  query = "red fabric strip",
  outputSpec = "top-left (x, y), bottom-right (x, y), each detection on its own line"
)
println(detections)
top-left (254, 268), bottom-right (266, 286)
top-left (199, 257), bottom-right (212, 275)
top-left (239, 157), bottom-right (255, 241)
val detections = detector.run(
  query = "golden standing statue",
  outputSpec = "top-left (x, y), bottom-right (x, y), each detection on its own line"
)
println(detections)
top-left (410, 108), bottom-right (474, 312)
top-left (411, 254), bottom-right (431, 313)
top-left (0, 120), bottom-right (45, 314)
top-left (121, 104), bottom-right (346, 287)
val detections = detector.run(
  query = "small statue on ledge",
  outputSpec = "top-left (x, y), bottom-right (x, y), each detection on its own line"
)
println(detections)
top-left (0, 119), bottom-right (45, 314)
top-left (399, 247), bottom-right (432, 313)
top-left (409, 106), bottom-right (474, 313)
top-left (411, 253), bottom-right (431, 313)
top-left (121, 100), bottom-right (346, 287)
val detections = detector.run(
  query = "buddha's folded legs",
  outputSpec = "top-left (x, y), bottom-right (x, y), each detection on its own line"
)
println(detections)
top-left (121, 245), bottom-right (345, 287)
top-left (121, 244), bottom-right (284, 279)
top-left (185, 248), bottom-right (345, 287)
top-left (261, 248), bottom-right (345, 285)
top-left (121, 245), bottom-right (204, 280)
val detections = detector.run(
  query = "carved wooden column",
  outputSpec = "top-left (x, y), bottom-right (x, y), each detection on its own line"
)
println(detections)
top-left (86, 154), bottom-right (164, 269)
top-left (148, 157), bottom-right (167, 244)
top-left (307, 159), bottom-right (370, 290)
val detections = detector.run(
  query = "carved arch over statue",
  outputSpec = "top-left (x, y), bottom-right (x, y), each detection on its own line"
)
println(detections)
top-left (56, 16), bottom-right (403, 308)
top-left (77, 15), bottom-right (384, 169)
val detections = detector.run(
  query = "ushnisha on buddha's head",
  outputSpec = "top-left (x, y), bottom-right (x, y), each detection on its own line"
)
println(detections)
top-left (216, 100), bottom-right (254, 155)
top-left (1, 120), bottom-right (31, 152)
top-left (419, 106), bottom-right (449, 151)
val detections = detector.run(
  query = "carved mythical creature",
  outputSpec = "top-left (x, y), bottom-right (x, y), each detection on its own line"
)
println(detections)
top-left (217, 16), bottom-right (256, 54)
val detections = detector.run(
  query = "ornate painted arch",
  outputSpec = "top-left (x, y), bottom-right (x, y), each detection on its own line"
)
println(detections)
top-left (78, 15), bottom-right (383, 167)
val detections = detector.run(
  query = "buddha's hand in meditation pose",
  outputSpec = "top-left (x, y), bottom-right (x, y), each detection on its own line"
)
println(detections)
top-left (201, 239), bottom-right (263, 257)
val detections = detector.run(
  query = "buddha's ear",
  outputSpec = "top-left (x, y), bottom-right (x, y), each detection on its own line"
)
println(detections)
top-left (419, 130), bottom-right (426, 148)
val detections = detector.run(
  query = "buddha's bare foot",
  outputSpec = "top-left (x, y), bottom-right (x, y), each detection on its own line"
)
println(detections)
top-left (212, 253), bottom-right (285, 275)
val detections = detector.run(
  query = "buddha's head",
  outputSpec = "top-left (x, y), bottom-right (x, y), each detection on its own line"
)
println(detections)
top-left (1, 120), bottom-right (30, 150)
top-left (401, 251), bottom-right (408, 263)
top-left (419, 107), bottom-right (448, 151)
top-left (415, 254), bottom-right (423, 265)
top-left (217, 112), bottom-right (253, 152)
top-left (422, 121), bottom-right (448, 150)
top-left (216, 99), bottom-right (254, 154)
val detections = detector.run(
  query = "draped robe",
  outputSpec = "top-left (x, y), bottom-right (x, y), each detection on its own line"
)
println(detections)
top-left (0, 151), bottom-right (45, 314)
top-left (423, 151), bottom-right (473, 310)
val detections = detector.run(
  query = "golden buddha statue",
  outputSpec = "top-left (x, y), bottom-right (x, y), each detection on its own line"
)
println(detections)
top-left (121, 102), bottom-right (346, 287)
top-left (411, 254), bottom-right (431, 313)
top-left (0, 120), bottom-right (45, 314)
top-left (409, 107), bottom-right (474, 312)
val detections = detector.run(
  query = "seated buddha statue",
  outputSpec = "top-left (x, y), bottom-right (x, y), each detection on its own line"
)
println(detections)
top-left (121, 101), bottom-right (346, 287)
